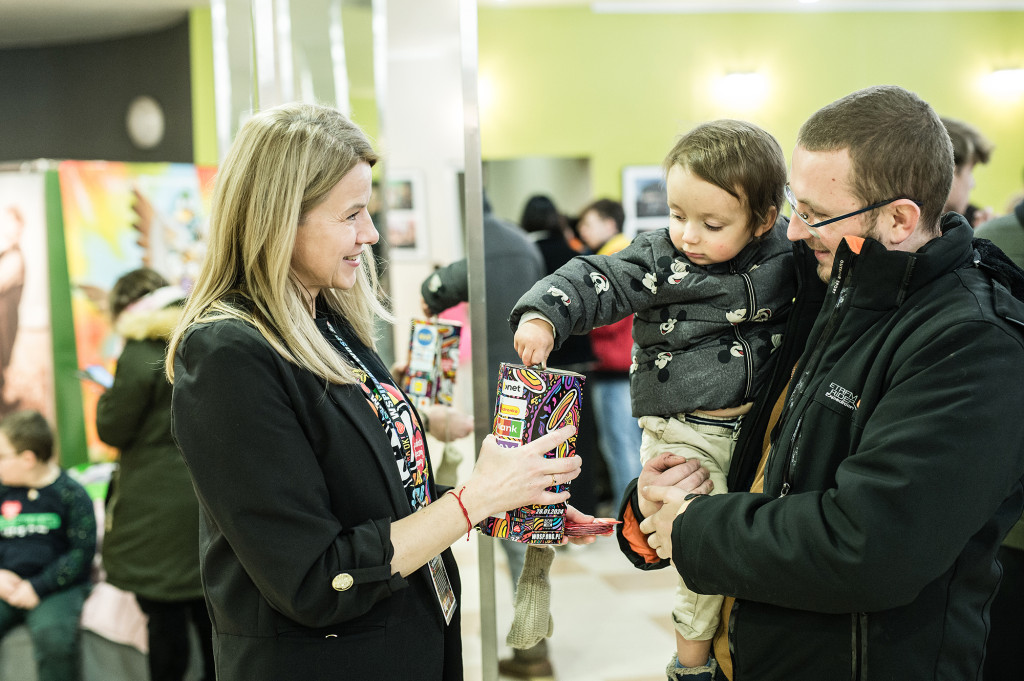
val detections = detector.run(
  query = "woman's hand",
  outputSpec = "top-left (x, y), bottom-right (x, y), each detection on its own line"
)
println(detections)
top-left (426, 404), bottom-right (474, 442)
top-left (461, 426), bottom-right (580, 523)
top-left (562, 504), bottom-right (598, 546)
top-left (636, 452), bottom-right (712, 519)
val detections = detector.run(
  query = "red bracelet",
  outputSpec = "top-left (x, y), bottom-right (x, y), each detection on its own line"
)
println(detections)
top-left (445, 487), bottom-right (473, 541)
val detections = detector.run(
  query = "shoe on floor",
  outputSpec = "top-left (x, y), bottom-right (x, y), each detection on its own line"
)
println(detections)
top-left (498, 640), bottom-right (554, 679)
top-left (665, 652), bottom-right (718, 680)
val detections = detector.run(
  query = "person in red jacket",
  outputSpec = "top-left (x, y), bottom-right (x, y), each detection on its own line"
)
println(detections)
top-left (576, 199), bottom-right (643, 503)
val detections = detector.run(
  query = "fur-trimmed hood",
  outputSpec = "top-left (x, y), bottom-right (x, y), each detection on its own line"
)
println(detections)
top-left (114, 286), bottom-right (186, 342)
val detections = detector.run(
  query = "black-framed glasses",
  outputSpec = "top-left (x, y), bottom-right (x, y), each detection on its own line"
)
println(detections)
top-left (784, 183), bottom-right (921, 234)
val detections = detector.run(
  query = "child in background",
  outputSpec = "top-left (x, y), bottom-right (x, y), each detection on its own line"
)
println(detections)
top-left (0, 410), bottom-right (96, 681)
top-left (511, 120), bottom-right (793, 680)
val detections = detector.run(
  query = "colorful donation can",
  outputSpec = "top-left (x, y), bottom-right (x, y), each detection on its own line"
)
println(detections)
top-left (402, 318), bottom-right (462, 412)
top-left (478, 363), bottom-right (585, 544)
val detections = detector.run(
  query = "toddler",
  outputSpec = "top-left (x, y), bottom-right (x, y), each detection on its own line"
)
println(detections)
top-left (511, 120), bottom-right (793, 679)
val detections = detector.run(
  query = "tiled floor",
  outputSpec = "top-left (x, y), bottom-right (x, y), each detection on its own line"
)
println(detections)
top-left (452, 534), bottom-right (677, 681)
top-left (439, 422), bottom-right (679, 681)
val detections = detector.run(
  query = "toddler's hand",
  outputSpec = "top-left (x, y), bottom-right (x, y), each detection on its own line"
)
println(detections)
top-left (7, 579), bottom-right (39, 610)
top-left (0, 569), bottom-right (20, 599)
top-left (514, 319), bottom-right (555, 368)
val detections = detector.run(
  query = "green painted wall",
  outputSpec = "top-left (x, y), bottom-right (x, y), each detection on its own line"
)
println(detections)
top-left (187, 5), bottom-right (377, 165)
top-left (188, 8), bottom-right (1024, 214)
top-left (477, 8), bottom-right (1024, 214)
top-left (190, 9), bottom-right (218, 166)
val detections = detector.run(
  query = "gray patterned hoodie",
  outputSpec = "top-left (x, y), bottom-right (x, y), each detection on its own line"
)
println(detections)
top-left (509, 224), bottom-right (794, 417)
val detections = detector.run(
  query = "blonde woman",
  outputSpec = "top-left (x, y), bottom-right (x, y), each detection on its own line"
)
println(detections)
top-left (165, 103), bottom-right (596, 680)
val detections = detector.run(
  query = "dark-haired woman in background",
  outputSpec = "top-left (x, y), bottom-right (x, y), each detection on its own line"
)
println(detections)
top-left (97, 268), bottom-right (214, 681)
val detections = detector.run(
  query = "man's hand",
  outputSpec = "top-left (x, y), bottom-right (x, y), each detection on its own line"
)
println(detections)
top-left (5, 579), bottom-right (39, 610)
top-left (638, 485), bottom-right (698, 560)
top-left (514, 319), bottom-right (555, 368)
top-left (636, 452), bottom-right (712, 519)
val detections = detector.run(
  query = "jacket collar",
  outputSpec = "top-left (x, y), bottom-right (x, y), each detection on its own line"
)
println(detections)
top-left (314, 312), bottom-right (415, 518)
top-left (324, 381), bottom-right (414, 517)
top-left (829, 213), bottom-right (975, 310)
top-left (704, 215), bottom-right (791, 275)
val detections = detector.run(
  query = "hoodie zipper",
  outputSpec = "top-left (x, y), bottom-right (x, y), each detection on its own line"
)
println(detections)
top-left (851, 612), bottom-right (868, 680)
top-left (737, 271), bottom-right (757, 401)
top-left (770, 254), bottom-right (856, 497)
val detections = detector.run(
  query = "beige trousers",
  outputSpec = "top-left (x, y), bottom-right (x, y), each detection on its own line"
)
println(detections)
top-left (638, 412), bottom-right (740, 641)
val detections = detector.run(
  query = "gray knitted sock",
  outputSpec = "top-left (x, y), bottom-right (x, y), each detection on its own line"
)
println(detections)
top-left (506, 545), bottom-right (555, 649)
top-left (665, 653), bottom-right (718, 680)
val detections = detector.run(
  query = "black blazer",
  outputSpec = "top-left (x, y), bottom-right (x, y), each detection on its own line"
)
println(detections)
top-left (171, 315), bottom-right (463, 681)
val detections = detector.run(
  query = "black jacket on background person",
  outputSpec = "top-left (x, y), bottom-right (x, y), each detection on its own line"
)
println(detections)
top-left (621, 214), bottom-right (1024, 680)
top-left (527, 228), bottom-right (595, 370)
top-left (420, 211), bottom-right (544, 414)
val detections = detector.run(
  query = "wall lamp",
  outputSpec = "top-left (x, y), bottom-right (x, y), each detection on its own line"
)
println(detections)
top-left (981, 68), bottom-right (1024, 98)
top-left (713, 72), bottom-right (768, 110)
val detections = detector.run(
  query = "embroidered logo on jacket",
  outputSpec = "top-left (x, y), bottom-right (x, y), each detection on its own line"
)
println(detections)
top-left (667, 260), bottom-right (689, 284)
top-left (547, 286), bottom-right (571, 306)
top-left (825, 382), bottom-right (859, 410)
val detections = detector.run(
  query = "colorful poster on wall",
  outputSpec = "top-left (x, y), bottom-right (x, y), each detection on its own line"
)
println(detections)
top-left (0, 172), bottom-right (54, 425)
top-left (58, 161), bottom-right (214, 461)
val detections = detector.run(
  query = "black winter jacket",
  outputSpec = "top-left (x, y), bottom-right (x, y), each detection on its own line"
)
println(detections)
top-left (672, 216), bottom-right (1024, 680)
top-left (620, 215), bottom-right (1024, 680)
top-left (172, 311), bottom-right (462, 681)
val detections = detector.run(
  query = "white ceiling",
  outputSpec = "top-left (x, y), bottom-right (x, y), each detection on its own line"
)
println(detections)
top-left (1, 0), bottom-right (1023, 48)
top-left (0, 0), bottom-right (204, 48)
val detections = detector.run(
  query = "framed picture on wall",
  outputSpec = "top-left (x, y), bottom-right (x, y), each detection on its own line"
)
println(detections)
top-left (622, 165), bottom-right (668, 238)
top-left (385, 169), bottom-right (427, 259)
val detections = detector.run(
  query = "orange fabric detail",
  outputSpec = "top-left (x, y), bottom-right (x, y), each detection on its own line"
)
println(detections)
top-left (711, 376), bottom-right (793, 680)
top-left (844, 235), bottom-right (865, 254)
top-left (622, 504), bottom-right (661, 564)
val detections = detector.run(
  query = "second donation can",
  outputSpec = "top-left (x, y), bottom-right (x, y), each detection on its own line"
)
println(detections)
top-left (401, 318), bottom-right (462, 412)
top-left (478, 363), bottom-right (585, 544)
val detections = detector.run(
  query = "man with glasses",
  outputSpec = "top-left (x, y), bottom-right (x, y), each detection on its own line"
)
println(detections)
top-left (622, 85), bottom-right (1024, 680)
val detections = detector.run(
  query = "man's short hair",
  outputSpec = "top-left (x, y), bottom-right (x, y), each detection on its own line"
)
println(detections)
top-left (580, 198), bottom-right (624, 233)
top-left (941, 117), bottom-right (994, 168)
top-left (797, 85), bottom-right (953, 235)
top-left (0, 410), bottom-right (54, 463)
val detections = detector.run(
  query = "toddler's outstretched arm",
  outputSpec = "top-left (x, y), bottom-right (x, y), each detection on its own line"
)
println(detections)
top-left (514, 318), bottom-right (555, 368)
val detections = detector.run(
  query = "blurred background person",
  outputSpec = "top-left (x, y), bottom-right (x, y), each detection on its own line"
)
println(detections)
top-left (0, 207), bottom-right (25, 414)
top-left (941, 116), bottom-right (995, 227)
top-left (97, 267), bottom-right (214, 681)
top-left (574, 199), bottom-right (643, 509)
top-left (976, 196), bottom-right (1024, 264)
top-left (421, 194), bottom-right (565, 679)
top-left (519, 193), bottom-right (605, 510)
top-left (974, 194), bottom-right (1024, 681)
top-left (0, 410), bottom-right (96, 681)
